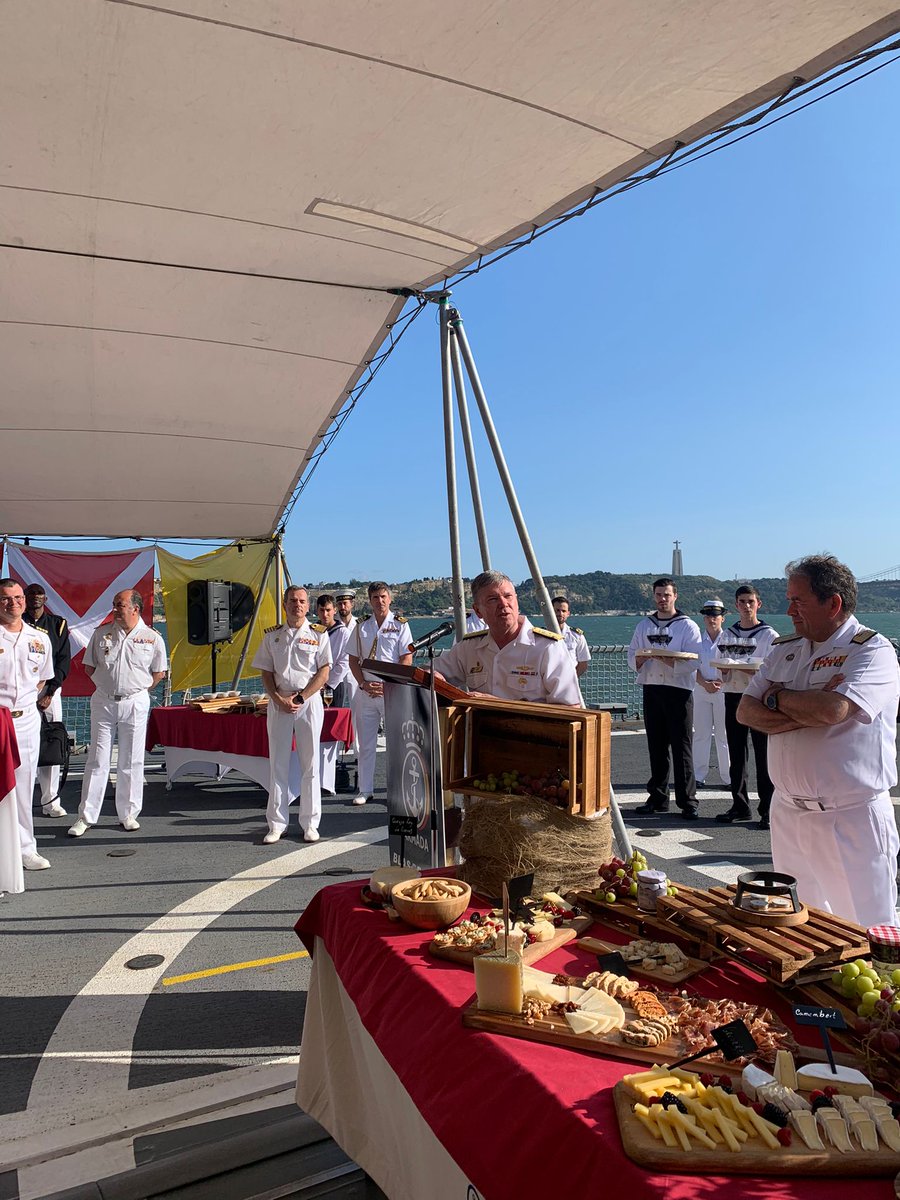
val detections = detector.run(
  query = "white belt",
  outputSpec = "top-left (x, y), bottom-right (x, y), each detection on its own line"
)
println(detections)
top-left (781, 793), bottom-right (878, 812)
top-left (100, 691), bottom-right (144, 701)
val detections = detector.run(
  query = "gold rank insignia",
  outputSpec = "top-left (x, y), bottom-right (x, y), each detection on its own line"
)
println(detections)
top-left (851, 628), bottom-right (877, 643)
top-left (772, 633), bottom-right (802, 644)
top-left (533, 627), bottom-right (562, 640)
top-left (463, 629), bottom-right (488, 640)
top-left (310, 623), bottom-right (326, 633)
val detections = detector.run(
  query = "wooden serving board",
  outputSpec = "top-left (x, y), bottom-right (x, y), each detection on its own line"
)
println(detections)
top-left (574, 935), bottom-right (709, 985)
top-left (639, 650), bottom-right (698, 660)
top-left (430, 915), bottom-right (592, 967)
top-left (462, 1000), bottom-right (745, 1074)
top-left (613, 1082), bottom-right (900, 1177)
top-left (655, 885), bottom-right (869, 985)
top-left (710, 659), bottom-right (761, 672)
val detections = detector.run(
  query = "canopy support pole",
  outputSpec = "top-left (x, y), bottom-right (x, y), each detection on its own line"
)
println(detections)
top-left (439, 296), bottom-right (467, 641)
top-left (448, 322), bottom-right (491, 572)
top-left (230, 539), bottom-right (278, 690)
top-left (450, 308), bottom-right (559, 634)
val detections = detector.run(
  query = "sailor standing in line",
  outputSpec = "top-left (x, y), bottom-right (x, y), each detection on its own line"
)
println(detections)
top-left (348, 582), bottom-right (413, 806)
top-left (628, 577), bottom-right (703, 819)
top-left (331, 588), bottom-right (360, 760)
top-left (70, 590), bottom-right (167, 837)
top-left (24, 583), bottom-right (71, 816)
top-left (0, 579), bottom-right (54, 877)
top-left (552, 595), bottom-right (590, 704)
top-left (739, 555), bottom-right (900, 926)
top-left (315, 593), bottom-right (341, 796)
top-left (692, 597), bottom-right (730, 789)
top-left (253, 586), bottom-right (332, 845)
top-left (716, 584), bottom-right (778, 829)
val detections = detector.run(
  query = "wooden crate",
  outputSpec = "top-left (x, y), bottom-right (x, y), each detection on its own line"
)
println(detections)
top-left (655, 884), bottom-right (868, 985)
top-left (444, 696), bottom-right (610, 816)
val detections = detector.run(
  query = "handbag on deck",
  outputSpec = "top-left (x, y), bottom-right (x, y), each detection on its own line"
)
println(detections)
top-left (38, 717), bottom-right (69, 767)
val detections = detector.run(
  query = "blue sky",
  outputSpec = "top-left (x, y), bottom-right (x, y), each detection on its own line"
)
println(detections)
top-left (20, 51), bottom-right (900, 587)
top-left (287, 54), bottom-right (900, 585)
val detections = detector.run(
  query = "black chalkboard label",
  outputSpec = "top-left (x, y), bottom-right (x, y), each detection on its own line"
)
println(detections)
top-left (712, 1019), bottom-right (757, 1060)
top-left (388, 815), bottom-right (417, 837)
top-left (793, 1004), bottom-right (846, 1030)
top-left (596, 952), bottom-right (630, 977)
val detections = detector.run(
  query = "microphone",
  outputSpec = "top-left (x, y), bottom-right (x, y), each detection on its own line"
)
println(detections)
top-left (409, 621), bottom-right (454, 654)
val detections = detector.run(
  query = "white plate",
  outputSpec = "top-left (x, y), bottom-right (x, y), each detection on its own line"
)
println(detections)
top-left (710, 658), bottom-right (762, 672)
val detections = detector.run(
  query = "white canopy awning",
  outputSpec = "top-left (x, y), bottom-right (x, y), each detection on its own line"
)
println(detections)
top-left (3, 1), bottom-right (898, 537)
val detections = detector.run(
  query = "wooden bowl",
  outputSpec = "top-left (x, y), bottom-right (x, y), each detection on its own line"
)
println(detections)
top-left (390, 877), bottom-right (472, 930)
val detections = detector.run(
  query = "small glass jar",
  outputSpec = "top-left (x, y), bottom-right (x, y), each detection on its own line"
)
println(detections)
top-left (868, 925), bottom-right (900, 976)
top-left (637, 869), bottom-right (668, 912)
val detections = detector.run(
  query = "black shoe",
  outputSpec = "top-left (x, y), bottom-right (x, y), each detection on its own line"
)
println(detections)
top-left (634, 801), bottom-right (669, 815)
top-left (757, 816), bottom-right (770, 830)
top-left (715, 806), bottom-right (751, 824)
top-left (695, 780), bottom-right (706, 790)
top-left (681, 807), bottom-right (699, 821)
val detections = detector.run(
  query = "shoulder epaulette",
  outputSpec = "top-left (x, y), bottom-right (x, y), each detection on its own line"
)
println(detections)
top-left (772, 633), bottom-right (802, 645)
top-left (310, 623), bottom-right (326, 633)
top-left (396, 616), bottom-right (408, 623)
top-left (534, 627), bottom-right (563, 640)
top-left (58, 618), bottom-right (67, 633)
top-left (851, 628), bottom-right (878, 644)
top-left (463, 629), bottom-right (489, 640)
top-left (264, 624), bottom-right (281, 634)
top-left (573, 626), bottom-right (584, 635)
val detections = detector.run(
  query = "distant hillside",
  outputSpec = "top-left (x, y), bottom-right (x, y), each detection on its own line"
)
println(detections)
top-left (306, 573), bottom-right (900, 616)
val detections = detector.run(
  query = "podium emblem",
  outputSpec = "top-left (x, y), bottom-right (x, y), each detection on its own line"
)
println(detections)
top-left (399, 719), bottom-right (428, 828)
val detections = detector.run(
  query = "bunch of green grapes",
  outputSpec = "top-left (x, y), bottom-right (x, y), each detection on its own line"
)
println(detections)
top-left (832, 959), bottom-right (900, 1020)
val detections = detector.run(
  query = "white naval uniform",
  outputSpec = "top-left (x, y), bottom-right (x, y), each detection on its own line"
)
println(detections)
top-left (319, 620), bottom-right (357, 793)
top-left (718, 622), bottom-right (779, 696)
top-left (253, 621), bottom-right (332, 835)
top-left (464, 612), bottom-right (487, 635)
top-left (79, 618), bottom-right (167, 825)
top-left (437, 618), bottom-right (582, 705)
top-left (744, 615), bottom-right (900, 926)
top-left (351, 612), bottom-right (414, 796)
top-left (559, 621), bottom-right (590, 705)
top-left (692, 629), bottom-right (729, 783)
top-left (0, 623), bottom-right (53, 875)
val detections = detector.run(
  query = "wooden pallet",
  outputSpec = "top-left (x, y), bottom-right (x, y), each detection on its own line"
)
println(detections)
top-left (571, 890), bottom-right (718, 960)
top-left (655, 885), bottom-right (868, 985)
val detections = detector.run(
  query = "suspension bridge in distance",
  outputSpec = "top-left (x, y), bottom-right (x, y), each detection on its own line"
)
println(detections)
top-left (859, 565), bottom-right (900, 583)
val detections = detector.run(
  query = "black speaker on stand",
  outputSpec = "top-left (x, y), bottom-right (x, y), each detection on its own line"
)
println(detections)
top-left (186, 580), bottom-right (255, 690)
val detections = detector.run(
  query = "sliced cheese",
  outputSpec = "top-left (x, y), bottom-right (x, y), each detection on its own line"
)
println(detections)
top-left (565, 1010), bottom-right (603, 1036)
top-left (541, 890), bottom-right (574, 912)
top-left (520, 965), bottom-right (569, 1005)
top-left (578, 988), bottom-right (625, 1028)
top-left (566, 984), bottom-right (588, 1004)
top-left (875, 1116), bottom-right (900, 1152)
top-left (789, 1110), bottom-right (825, 1150)
top-left (773, 1049), bottom-right (797, 1089)
top-left (756, 1082), bottom-right (810, 1112)
top-left (851, 1117), bottom-right (879, 1152)
top-left (817, 1113), bottom-right (853, 1153)
top-left (796, 1063), bottom-right (873, 1097)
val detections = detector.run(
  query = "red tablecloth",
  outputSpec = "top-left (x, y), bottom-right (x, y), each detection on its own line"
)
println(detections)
top-left (145, 705), bottom-right (354, 755)
top-left (295, 882), bottom-right (892, 1200)
top-left (0, 708), bottom-right (21, 798)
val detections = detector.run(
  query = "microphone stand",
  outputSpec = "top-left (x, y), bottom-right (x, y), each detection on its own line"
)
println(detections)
top-left (428, 642), bottom-right (441, 868)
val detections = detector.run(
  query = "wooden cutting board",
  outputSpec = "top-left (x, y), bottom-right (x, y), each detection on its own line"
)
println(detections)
top-left (430, 914), bottom-right (592, 967)
top-left (613, 1082), bottom-right (900, 1176)
top-left (574, 935), bottom-right (709, 984)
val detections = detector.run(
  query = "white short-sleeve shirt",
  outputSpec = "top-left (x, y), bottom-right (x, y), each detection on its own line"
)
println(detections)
top-left (352, 612), bottom-right (414, 682)
top-left (627, 612), bottom-right (702, 691)
top-left (744, 615), bottom-right (900, 800)
top-left (84, 618), bottom-right (167, 696)
top-left (0, 624), bottom-right (54, 709)
top-left (560, 622), bottom-right (591, 667)
top-left (253, 621), bottom-right (332, 694)
top-left (717, 620), bottom-right (779, 694)
top-left (438, 617), bottom-right (582, 705)
top-left (325, 616), bottom-right (357, 686)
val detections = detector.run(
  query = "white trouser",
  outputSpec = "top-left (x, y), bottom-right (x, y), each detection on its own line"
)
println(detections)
top-left (79, 691), bottom-right (150, 824)
top-left (355, 690), bottom-right (384, 796)
top-left (691, 685), bottom-right (729, 782)
top-left (266, 695), bottom-right (324, 834)
top-left (38, 689), bottom-right (63, 805)
top-left (10, 708), bottom-right (40, 857)
top-left (319, 739), bottom-right (338, 793)
top-left (771, 788), bottom-right (899, 927)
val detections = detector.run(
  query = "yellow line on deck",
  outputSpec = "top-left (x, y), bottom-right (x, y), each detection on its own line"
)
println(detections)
top-left (162, 950), bottom-right (308, 986)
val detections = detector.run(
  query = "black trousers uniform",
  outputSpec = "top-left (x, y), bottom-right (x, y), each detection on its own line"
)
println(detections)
top-left (643, 684), bottom-right (696, 812)
top-left (723, 692), bottom-right (774, 818)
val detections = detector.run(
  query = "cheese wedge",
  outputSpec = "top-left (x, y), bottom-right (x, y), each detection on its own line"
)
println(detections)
top-left (875, 1116), bottom-right (900, 1151)
top-left (789, 1110), bottom-right (825, 1150)
top-left (523, 920), bottom-right (555, 942)
top-left (566, 984), bottom-right (588, 1004)
top-left (817, 1112), bottom-right (853, 1153)
top-left (565, 1010), bottom-right (602, 1036)
top-left (860, 1095), bottom-right (891, 1117)
top-left (796, 1063), bottom-right (873, 1097)
top-left (832, 1095), bottom-right (863, 1118)
top-left (578, 988), bottom-right (625, 1028)
top-left (473, 950), bottom-right (523, 1014)
top-left (773, 1049), bottom-right (797, 1089)
top-left (521, 965), bottom-right (569, 1005)
top-left (756, 1082), bottom-right (811, 1112)
top-left (851, 1117), bottom-right (879, 1152)
top-left (741, 1063), bottom-right (775, 1100)
top-left (541, 890), bottom-right (574, 912)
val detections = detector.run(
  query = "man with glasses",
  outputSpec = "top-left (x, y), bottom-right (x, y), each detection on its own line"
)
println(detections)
top-left (0, 579), bottom-right (55, 876)
top-left (24, 583), bottom-right (71, 817)
top-left (69, 590), bottom-right (167, 837)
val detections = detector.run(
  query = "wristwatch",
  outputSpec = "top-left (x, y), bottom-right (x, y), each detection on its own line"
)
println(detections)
top-left (765, 689), bottom-right (781, 712)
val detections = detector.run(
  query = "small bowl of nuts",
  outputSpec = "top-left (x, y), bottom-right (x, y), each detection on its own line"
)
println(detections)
top-left (390, 876), bottom-right (472, 930)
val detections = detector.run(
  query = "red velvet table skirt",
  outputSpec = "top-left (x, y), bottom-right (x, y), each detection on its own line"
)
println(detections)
top-left (295, 881), bottom-right (892, 1200)
top-left (146, 705), bottom-right (354, 755)
top-left (0, 707), bottom-right (21, 798)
